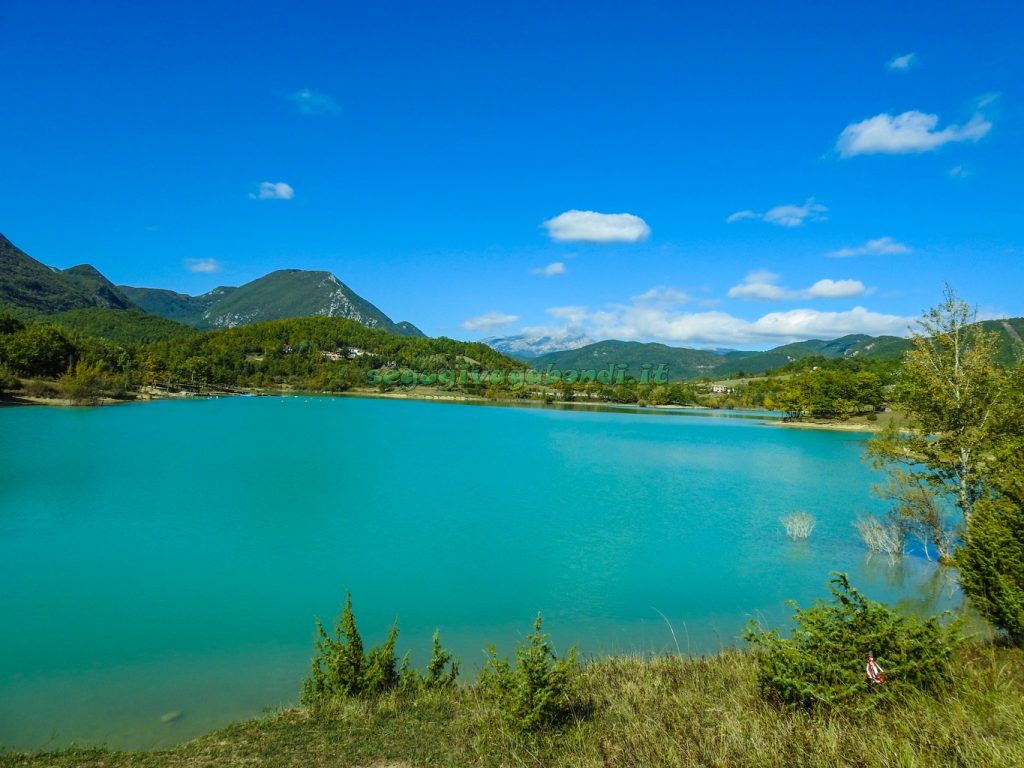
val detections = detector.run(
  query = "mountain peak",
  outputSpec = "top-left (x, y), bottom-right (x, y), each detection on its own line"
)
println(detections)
top-left (121, 267), bottom-right (421, 336)
top-left (0, 235), bottom-right (135, 312)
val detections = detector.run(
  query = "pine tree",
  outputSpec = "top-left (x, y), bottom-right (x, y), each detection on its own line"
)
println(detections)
top-left (425, 630), bottom-right (459, 689)
top-left (362, 621), bottom-right (399, 693)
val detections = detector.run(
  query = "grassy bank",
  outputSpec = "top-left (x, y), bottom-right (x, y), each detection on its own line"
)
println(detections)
top-left (4, 644), bottom-right (1023, 768)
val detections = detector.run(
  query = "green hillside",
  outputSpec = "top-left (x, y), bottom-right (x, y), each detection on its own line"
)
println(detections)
top-left (531, 340), bottom-right (723, 381)
top-left (120, 270), bottom-right (425, 337)
top-left (0, 233), bottom-right (137, 313)
top-left (118, 285), bottom-right (236, 324)
top-left (980, 317), bottom-right (1024, 366)
top-left (530, 335), bottom-right (915, 381)
top-left (711, 335), bottom-right (914, 376)
top-left (49, 308), bottom-right (199, 345)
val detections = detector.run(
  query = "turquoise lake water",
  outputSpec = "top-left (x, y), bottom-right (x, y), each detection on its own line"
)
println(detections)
top-left (0, 396), bottom-right (959, 751)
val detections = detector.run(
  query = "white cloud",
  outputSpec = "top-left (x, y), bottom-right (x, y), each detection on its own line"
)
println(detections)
top-left (805, 279), bottom-right (868, 298)
top-left (632, 286), bottom-right (690, 305)
top-left (725, 209), bottom-right (758, 223)
top-left (462, 311), bottom-right (520, 333)
top-left (887, 52), bottom-right (917, 71)
top-left (250, 181), bottom-right (295, 200)
top-left (837, 110), bottom-right (991, 156)
top-left (948, 165), bottom-right (969, 179)
top-left (543, 210), bottom-right (650, 243)
top-left (830, 236), bottom-right (912, 258)
top-left (531, 262), bottom-right (566, 276)
top-left (728, 271), bottom-right (867, 301)
top-left (184, 258), bottom-right (222, 273)
top-left (528, 303), bottom-right (912, 346)
top-left (288, 89), bottom-right (341, 115)
top-left (727, 270), bottom-right (789, 300)
top-left (726, 198), bottom-right (827, 228)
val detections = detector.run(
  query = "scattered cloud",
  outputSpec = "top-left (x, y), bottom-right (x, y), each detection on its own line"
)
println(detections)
top-left (830, 236), bottom-right (912, 258)
top-left (287, 89), bottom-right (341, 115)
top-left (543, 210), bottom-right (651, 243)
top-left (728, 271), bottom-right (868, 300)
top-left (887, 52), bottom-right (917, 71)
top-left (531, 261), bottom-right (566, 276)
top-left (837, 110), bottom-right (991, 156)
top-left (725, 210), bottom-right (758, 223)
top-left (726, 198), bottom-right (827, 228)
top-left (632, 286), bottom-right (691, 305)
top-left (805, 279), bottom-right (870, 298)
top-left (462, 311), bottom-right (520, 333)
top-left (184, 258), bottom-right (222, 273)
top-left (527, 303), bottom-right (912, 346)
top-left (250, 181), bottom-right (295, 200)
top-left (948, 165), bottom-right (970, 179)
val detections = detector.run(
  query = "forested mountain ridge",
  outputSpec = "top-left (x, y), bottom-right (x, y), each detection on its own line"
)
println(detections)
top-left (120, 269), bottom-right (424, 337)
top-left (0, 233), bottom-right (137, 313)
top-left (0, 233), bottom-right (425, 338)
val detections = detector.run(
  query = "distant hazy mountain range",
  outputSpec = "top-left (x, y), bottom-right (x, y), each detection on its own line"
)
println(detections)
top-left (521, 323), bottom-right (1024, 381)
top-left (0, 233), bottom-right (423, 337)
top-left (482, 331), bottom-right (595, 359)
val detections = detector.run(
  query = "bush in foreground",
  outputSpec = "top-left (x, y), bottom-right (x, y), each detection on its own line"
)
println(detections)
top-left (744, 573), bottom-right (963, 710)
top-left (478, 613), bottom-right (581, 732)
top-left (301, 593), bottom-right (459, 705)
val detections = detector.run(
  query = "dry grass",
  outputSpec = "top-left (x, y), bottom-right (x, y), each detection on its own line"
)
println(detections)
top-left (3, 644), bottom-right (1023, 768)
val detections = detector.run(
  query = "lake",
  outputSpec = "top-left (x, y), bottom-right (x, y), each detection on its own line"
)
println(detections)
top-left (0, 396), bottom-right (957, 751)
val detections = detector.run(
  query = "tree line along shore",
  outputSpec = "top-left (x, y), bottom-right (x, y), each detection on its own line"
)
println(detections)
top-left (1, 304), bottom-right (899, 420)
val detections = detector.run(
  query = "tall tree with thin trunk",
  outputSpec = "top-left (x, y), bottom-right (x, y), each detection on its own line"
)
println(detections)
top-left (868, 287), bottom-right (1005, 544)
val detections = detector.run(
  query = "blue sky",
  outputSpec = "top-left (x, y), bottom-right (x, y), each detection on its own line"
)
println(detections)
top-left (1, 0), bottom-right (1021, 347)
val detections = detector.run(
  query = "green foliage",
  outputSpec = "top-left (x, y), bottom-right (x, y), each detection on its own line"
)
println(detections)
top-left (0, 311), bottom-right (26, 335)
top-left (49, 308), bottom-right (198, 346)
top-left (768, 368), bottom-right (884, 420)
top-left (302, 594), bottom-right (460, 705)
top-left (478, 613), bottom-right (580, 732)
top-left (425, 630), bottom-right (459, 689)
top-left (304, 593), bottom-right (367, 702)
top-left (0, 363), bottom-right (19, 394)
top-left (0, 324), bottom-right (76, 377)
top-left (362, 622), bottom-right (399, 693)
top-left (958, 455), bottom-right (1024, 645)
top-left (57, 360), bottom-right (107, 404)
top-left (744, 573), bottom-right (963, 710)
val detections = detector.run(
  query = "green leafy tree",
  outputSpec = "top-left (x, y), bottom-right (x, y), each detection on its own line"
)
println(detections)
top-left (745, 573), bottom-right (963, 711)
top-left (479, 613), bottom-right (580, 732)
top-left (58, 360), bottom-right (106, 404)
top-left (0, 363), bottom-right (18, 395)
top-left (869, 287), bottom-right (1006, 530)
top-left (0, 324), bottom-right (75, 377)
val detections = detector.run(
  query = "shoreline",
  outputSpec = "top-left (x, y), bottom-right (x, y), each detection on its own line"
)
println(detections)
top-left (0, 385), bottom-right (885, 433)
